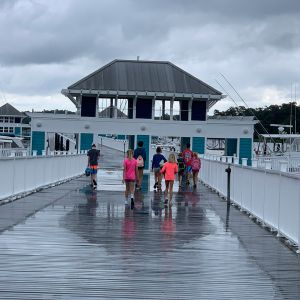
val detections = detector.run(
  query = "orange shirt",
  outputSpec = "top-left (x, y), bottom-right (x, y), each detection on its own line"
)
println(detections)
top-left (160, 162), bottom-right (178, 181)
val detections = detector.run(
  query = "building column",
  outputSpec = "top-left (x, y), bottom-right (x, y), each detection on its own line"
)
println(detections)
top-left (192, 137), bottom-right (205, 154)
top-left (239, 138), bottom-right (252, 165)
top-left (95, 95), bottom-right (99, 117)
top-left (170, 98), bottom-right (174, 121)
top-left (181, 137), bottom-right (191, 151)
top-left (152, 97), bottom-right (156, 120)
top-left (188, 98), bottom-right (193, 121)
top-left (225, 138), bottom-right (237, 156)
top-left (133, 96), bottom-right (137, 119)
top-left (114, 96), bottom-right (118, 118)
top-left (80, 133), bottom-right (94, 151)
top-left (110, 98), bottom-right (114, 118)
top-left (31, 131), bottom-right (45, 155)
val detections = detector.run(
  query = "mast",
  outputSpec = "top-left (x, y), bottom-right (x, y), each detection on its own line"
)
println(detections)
top-left (295, 84), bottom-right (297, 134)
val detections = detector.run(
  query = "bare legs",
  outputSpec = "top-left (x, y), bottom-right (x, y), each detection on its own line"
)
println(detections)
top-left (137, 168), bottom-right (144, 189)
top-left (154, 171), bottom-right (162, 190)
top-left (192, 171), bottom-right (199, 188)
top-left (165, 180), bottom-right (174, 204)
top-left (125, 181), bottom-right (135, 198)
top-left (91, 173), bottom-right (97, 188)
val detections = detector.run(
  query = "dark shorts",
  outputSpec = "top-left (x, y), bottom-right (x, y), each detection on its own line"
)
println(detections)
top-left (178, 170), bottom-right (184, 176)
top-left (125, 179), bottom-right (135, 183)
top-left (90, 165), bottom-right (98, 175)
top-left (153, 167), bottom-right (160, 174)
top-left (192, 169), bottom-right (199, 174)
top-left (138, 167), bottom-right (144, 170)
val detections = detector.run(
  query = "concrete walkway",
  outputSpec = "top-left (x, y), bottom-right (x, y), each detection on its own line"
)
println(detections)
top-left (0, 147), bottom-right (300, 299)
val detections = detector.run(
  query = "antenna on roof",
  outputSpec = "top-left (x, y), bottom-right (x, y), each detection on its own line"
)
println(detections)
top-left (137, 56), bottom-right (140, 61)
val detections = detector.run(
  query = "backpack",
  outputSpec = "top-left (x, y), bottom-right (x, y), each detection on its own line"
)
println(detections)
top-left (85, 167), bottom-right (91, 176)
top-left (137, 155), bottom-right (144, 168)
top-left (191, 158), bottom-right (200, 171)
top-left (159, 159), bottom-right (165, 168)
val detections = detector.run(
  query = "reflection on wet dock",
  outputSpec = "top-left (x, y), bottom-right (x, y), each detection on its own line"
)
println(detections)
top-left (0, 148), bottom-right (300, 299)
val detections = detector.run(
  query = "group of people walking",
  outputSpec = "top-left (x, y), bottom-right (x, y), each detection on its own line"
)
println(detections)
top-left (122, 141), bottom-right (201, 208)
top-left (87, 141), bottom-right (201, 208)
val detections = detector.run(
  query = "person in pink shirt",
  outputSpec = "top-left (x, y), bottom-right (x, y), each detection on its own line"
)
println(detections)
top-left (191, 152), bottom-right (201, 189)
top-left (122, 149), bottom-right (138, 208)
top-left (160, 153), bottom-right (178, 205)
top-left (182, 143), bottom-right (193, 185)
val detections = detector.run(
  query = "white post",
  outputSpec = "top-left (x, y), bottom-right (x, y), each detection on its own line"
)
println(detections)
top-left (234, 157), bottom-right (239, 165)
top-left (42, 150), bottom-right (46, 156)
top-left (242, 158), bottom-right (248, 166)
top-left (221, 156), bottom-right (227, 163)
top-left (279, 160), bottom-right (288, 172)
top-left (264, 159), bottom-right (272, 170)
top-left (32, 150), bottom-right (37, 156)
top-left (252, 158), bottom-right (258, 168)
top-left (227, 156), bottom-right (233, 163)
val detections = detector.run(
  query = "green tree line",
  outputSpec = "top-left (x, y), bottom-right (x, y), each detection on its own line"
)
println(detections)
top-left (214, 102), bottom-right (299, 138)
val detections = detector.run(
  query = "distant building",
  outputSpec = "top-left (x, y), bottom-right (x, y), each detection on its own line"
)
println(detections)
top-left (29, 59), bottom-right (257, 164)
top-left (0, 103), bottom-right (31, 145)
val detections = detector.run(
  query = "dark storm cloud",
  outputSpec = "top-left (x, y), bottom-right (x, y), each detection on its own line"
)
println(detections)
top-left (1, 0), bottom-right (300, 66)
top-left (0, 0), bottom-right (299, 110)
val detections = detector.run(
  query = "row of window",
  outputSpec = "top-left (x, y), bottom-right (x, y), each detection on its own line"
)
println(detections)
top-left (0, 117), bottom-right (21, 123)
top-left (0, 127), bottom-right (14, 133)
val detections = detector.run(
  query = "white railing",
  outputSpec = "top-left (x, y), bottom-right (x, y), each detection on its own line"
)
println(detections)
top-left (200, 158), bottom-right (300, 251)
top-left (256, 156), bottom-right (300, 173)
top-left (0, 154), bottom-right (87, 201)
top-left (0, 148), bottom-right (30, 158)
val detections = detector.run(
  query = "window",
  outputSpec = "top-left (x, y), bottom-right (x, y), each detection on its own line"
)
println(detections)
top-left (9, 127), bottom-right (13, 133)
top-left (4, 127), bottom-right (8, 132)
top-left (0, 117), bottom-right (3, 123)
top-left (9, 117), bottom-right (14, 123)
top-left (0, 127), bottom-right (3, 132)
top-left (15, 117), bottom-right (21, 123)
top-left (4, 117), bottom-right (9, 123)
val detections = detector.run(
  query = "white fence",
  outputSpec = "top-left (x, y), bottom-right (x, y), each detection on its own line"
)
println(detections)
top-left (0, 154), bottom-right (87, 201)
top-left (256, 156), bottom-right (300, 173)
top-left (0, 148), bottom-right (30, 158)
top-left (200, 158), bottom-right (300, 251)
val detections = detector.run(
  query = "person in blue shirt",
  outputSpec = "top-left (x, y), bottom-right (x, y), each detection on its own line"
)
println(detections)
top-left (134, 141), bottom-right (147, 190)
top-left (152, 146), bottom-right (167, 191)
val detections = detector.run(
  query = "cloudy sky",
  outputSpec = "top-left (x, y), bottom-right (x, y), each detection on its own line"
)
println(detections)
top-left (0, 0), bottom-right (299, 113)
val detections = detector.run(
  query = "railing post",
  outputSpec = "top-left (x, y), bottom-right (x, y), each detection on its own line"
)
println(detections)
top-left (234, 157), bottom-right (239, 165)
top-left (279, 160), bottom-right (288, 172)
top-left (264, 159), bottom-right (272, 170)
top-left (252, 158), bottom-right (258, 168)
top-left (225, 164), bottom-right (231, 204)
top-left (242, 158), bottom-right (248, 166)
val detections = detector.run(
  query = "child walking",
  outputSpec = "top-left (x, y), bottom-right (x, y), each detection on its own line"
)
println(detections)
top-left (160, 153), bottom-right (178, 205)
top-left (151, 146), bottom-right (167, 191)
top-left (177, 152), bottom-right (185, 187)
top-left (122, 149), bottom-right (138, 208)
top-left (191, 152), bottom-right (201, 188)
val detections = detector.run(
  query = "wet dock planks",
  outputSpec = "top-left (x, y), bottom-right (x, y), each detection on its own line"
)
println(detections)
top-left (0, 147), bottom-right (300, 299)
